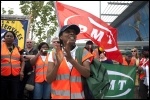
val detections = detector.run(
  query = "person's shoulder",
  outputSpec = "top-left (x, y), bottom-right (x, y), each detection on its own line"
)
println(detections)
top-left (1, 41), bottom-right (6, 46)
top-left (31, 48), bottom-right (38, 51)
top-left (15, 45), bottom-right (23, 51)
top-left (31, 48), bottom-right (38, 54)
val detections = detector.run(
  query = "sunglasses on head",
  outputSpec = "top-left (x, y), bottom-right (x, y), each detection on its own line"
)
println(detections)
top-left (131, 50), bottom-right (136, 52)
top-left (53, 41), bottom-right (60, 43)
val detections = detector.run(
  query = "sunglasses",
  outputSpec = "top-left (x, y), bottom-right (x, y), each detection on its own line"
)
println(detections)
top-left (53, 41), bottom-right (60, 43)
top-left (131, 50), bottom-right (136, 52)
top-left (26, 42), bottom-right (32, 43)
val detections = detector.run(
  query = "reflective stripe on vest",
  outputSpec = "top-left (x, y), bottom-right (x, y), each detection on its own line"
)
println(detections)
top-left (36, 64), bottom-right (48, 69)
top-left (1, 63), bottom-right (20, 68)
top-left (56, 74), bottom-right (82, 82)
top-left (51, 89), bottom-right (84, 99)
top-left (1, 55), bottom-right (20, 61)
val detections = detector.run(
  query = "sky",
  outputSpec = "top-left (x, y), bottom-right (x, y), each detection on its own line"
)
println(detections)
top-left (1, 1), bottom-right (109, 43)
top-left (1, 1), bottom-right (108, 17)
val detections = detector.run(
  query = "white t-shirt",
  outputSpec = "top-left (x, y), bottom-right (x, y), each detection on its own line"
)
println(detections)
top-left (41, 55), bottom-right (47, 61)
top-left (48, 46), bottom-right (78, 71)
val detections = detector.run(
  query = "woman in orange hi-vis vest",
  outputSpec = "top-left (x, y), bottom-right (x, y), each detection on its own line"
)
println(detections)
top-left (46, 24), bottom-right (94, 99)
top-left (1, 31), bottom-right (25, 99)
top-left (30, 42), bottom-right (51, 99)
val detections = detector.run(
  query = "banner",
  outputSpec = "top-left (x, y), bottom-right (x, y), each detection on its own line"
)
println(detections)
top-left (55, 1), bottom-right (123, 63)
top-left (102, 63), bottom-right (136, 99)
top-left (1, 19), bottom-right (28, 49)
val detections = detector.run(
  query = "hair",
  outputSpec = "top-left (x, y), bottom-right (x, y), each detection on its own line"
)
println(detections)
top-left (37, 42), bottom-right (49, 50)
top-left (3, 31), bottom-right (16, 39)
top-left (52, 37), bottom-right (59, 42)
top-left (86, 40), bottom-right (93, 45)
top-left (131, 47), bottom-right (139, 59)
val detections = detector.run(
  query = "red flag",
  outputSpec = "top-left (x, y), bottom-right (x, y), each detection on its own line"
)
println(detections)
top-left (55, 1), bottom-right (123, 63)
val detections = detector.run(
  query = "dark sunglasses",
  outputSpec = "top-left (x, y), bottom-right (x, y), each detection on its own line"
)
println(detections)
top-left (26, 42), bottom-right (32, 43)
top-left (131, 50), bottom-right (136, 52)
top-left (53, 41), bottom-right (60, 43)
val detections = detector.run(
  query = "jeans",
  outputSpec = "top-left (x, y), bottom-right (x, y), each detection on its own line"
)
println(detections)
top-left (33, 81), bottom-right (51, 99)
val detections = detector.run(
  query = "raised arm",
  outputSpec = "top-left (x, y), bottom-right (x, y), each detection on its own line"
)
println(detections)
top-left (46, 50), bottom-right (63, 83)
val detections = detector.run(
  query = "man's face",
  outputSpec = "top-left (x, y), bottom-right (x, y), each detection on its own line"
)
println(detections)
top-left (125, 55), bottom-right (132, 61)
top-left (26, 40), bottom-right (33, 48)
top-left (52, 40), bottom-right (60, 49)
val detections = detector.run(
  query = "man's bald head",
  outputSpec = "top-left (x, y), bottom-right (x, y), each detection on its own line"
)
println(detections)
top-left (26, 39), bottom-right (32, 42)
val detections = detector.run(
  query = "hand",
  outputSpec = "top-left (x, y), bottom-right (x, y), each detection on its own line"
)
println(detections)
top-left (63, 40), bottom-right (73, 61)
top-left (55, 48), bottom-right (64, 64)
top-left (20, 71), bottom-right (24, 81)
top-left (37, 49), bottom-right (43, 55)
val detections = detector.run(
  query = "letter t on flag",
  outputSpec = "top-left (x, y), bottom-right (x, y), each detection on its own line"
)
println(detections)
top-left (55, 1), bottom-right (123, 63)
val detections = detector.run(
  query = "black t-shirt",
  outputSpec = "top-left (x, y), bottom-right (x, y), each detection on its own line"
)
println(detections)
top-left (8, 45), bottom-right (25, 55)
top-left (24, 48), bottom-right (38, 74)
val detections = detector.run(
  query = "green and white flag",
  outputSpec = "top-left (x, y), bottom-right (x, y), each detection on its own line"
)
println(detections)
top-left (102, 63), bottom-right (136, 99)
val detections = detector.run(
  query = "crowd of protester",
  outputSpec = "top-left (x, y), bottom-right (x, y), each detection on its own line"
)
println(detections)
top-left (1, 25), bottom-right (149, 99)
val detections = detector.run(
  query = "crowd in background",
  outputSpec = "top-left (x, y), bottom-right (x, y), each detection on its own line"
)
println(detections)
top-left (1, 25), bottom-right (149, 99)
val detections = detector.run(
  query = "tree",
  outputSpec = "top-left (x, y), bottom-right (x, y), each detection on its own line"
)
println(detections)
top-left (19, 1), bottom-right (58, 44)
top-left (1, 8), bottom-right (6, 14)
top-left (8, 8), bottom-right (14, 15)
top-left (1, 7), bottom-right (14, 15)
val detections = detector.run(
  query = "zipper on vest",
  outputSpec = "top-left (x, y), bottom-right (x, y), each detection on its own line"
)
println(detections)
top-left (70, 67), bottom-right (73, 99)
top-left (9, 52), bottom-right (13, 75)
top-left (43, 65), bottom-right (44, 81)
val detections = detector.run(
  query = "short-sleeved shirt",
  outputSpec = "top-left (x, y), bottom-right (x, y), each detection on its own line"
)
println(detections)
top-left (24, 48), bottom-right (38, 74)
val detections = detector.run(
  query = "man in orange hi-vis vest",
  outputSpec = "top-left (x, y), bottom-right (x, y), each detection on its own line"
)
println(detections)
top-left (121, 51), bottom-right (136, 66)
top-left (47, 24), bottom-right (94, 99)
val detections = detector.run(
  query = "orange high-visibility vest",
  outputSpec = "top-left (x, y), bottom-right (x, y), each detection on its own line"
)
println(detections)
top-left (92, 48), bottom-right (99, 59)
top-left (1, 42), bottom-right (21, 76)
top-left (122, 57), bottom-right (136, 66)
top-left (139, 58), bottom-right (149, 80)
top-left (35, 54), bottom-right (49, 82)
top-left (51, 49), bottom-right (93, 99)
